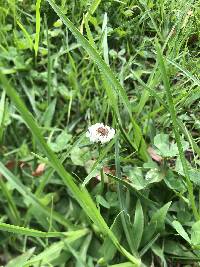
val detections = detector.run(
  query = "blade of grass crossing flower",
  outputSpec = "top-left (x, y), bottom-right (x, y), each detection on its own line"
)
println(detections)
top-left (156, 41), bottom-right (200, 221)
top-left (34, 0), bottom-right (42, 57)
top-left (46, 0), bottom-right (148, 161)
top-left (0, 73), bottom-right (141, 266)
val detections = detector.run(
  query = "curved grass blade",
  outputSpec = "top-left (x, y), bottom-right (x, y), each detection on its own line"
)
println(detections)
top-left (167, 58), bottom-right (200, 87)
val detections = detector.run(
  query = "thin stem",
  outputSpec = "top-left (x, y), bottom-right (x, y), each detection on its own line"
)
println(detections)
top-left (97, 143), bottom-right (104, 193)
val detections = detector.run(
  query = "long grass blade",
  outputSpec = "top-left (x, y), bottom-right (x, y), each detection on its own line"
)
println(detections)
top-left (156, 41), bottom-right (200, 221)
top-left (115, 137), bottom-right (136, 255)
top-left (0, 221), bottom-right (88, 238)
top-left (34, 0), bottom-right (42, 57)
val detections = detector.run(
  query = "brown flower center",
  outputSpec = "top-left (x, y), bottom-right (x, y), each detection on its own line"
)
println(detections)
top-left (97, 127), bottom-right (109, 136)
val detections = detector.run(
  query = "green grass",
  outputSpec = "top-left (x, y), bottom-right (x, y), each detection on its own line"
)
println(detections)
top-left (0, 0), bottom-right (200, 266)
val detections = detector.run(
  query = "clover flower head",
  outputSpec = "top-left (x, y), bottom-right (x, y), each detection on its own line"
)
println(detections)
top-left (86, 123), bottom-right (115, 144)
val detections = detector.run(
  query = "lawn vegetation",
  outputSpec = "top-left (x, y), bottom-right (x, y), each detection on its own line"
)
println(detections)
top-left (0, 0), bottom-right (200, 266)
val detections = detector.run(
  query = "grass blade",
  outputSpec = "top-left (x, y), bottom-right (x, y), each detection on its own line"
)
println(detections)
top-left (34, 0), bottom-right (42, 57)
top-left (0, 221), bottom-right (88, 238)
top-left (156, 41), bottom-right (200, 221)
top-left (115, 137), bottom-right (135, 255)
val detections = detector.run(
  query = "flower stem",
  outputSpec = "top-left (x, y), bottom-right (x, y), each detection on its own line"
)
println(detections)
top-left (98, 143), bottom-right (104, 193)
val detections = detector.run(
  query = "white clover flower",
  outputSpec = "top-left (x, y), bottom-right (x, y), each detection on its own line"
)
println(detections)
top-left (86, 123), bottom-right (115, 144)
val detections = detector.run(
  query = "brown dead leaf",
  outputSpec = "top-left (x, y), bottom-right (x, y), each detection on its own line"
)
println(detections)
top-left (95, 166), bottom-right (115, 182)
top-left (147, 146), bottom-right (163, 163)
top-left (0, 160), bottom-right (29, 178)
top-left (32, 163), bottom-right (46, 177)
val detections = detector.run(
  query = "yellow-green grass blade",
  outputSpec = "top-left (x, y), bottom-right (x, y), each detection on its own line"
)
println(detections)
top-left (34, 0), bottom-right (42, 57)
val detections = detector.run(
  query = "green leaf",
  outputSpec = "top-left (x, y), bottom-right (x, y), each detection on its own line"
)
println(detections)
top-left (24, 229), bottom-right (88, 266)
top-left (154, 134), bottom-right (178, 157)
top-left (0, 90), bottom-right (6, 127)
top-left (101, 217), bottom-right (122, 262)
top-left (164, 169), bottom-right (186, 192)
top-left (115, 138), bottom-right (136, 254)
top-left (164, 240), bottom-right (197, 258)
top-left (96, 195), bottom-right (110, 209)
top-left (151, 202), bottom-right (172, 232)
top-left (191, 221), bottom-right (200, 246)
top-left (49, 131), bottom-right (72, 152)
top-left (188, 169), bottom-right (200, 186)
top-left (82, 138), bottom-right (115, 185)
top-left (126, 167), bottom-right (147, 190)
top-left (0, 162), bottom-right (71, 228)
top-left (172, 220), bottom-right (191, 244)
top-left (0, 90), bottom-right (6, 141)
top-left (145, 168), bottom-right (163, 184)
top-left (175, 158), bottom-right (200, 186)
top-left (132, 200), bottom-right (144, 250)
top-left (40, 98), bottom-right (56, 127)
top-left (6, 248), bottom-right (35, 267)
top-left (151, 244), bottom-right (167, 267)
top-left (142, 202), bottom-right (171, 246)
top-left (70, 146), bottom-right (91, 166)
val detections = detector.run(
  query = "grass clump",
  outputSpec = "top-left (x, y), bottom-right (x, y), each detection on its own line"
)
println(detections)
top-left (0, 0), bottom-right (200, 266)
